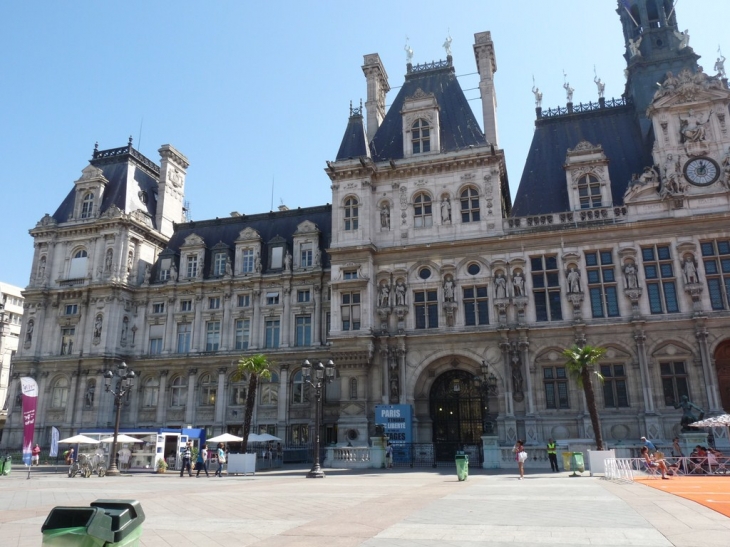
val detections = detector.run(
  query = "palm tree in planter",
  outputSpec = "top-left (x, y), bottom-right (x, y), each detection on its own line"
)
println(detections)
top-left (562, 344), bottom-right (606, 450)
top-left (233, 354), bottom-right (273, 454)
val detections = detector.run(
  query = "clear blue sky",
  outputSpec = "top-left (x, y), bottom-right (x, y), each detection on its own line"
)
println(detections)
top-left (2, 1), bottom-right (727, 288)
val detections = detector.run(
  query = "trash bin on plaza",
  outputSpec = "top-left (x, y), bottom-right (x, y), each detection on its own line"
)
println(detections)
top-left (571, 452), bottom-right (585, 474)
top-left (455, 451), bottom-right (469, 481)
top-left (0, 455), bottom-right (11, 475)
top-left (561, 452), bottom-right (573, 471)
top-left (41, 499), bottom-right (145, 546)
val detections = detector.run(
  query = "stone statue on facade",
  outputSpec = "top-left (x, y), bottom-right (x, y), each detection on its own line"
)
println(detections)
top-left (85, 383), bottom-right (95, 408)
top-left (512, 271), bottom-right (524, 296)
top-left (683, 257), bottom-right (699, 284)
top-left (379, 283), bottom-right (390, 307)
top-left (404, 42), bottom-right (413, 63)
top-left (624, 262), bottom-right (639, 289)
top-left (722, 147), bottom-right (730, 188)
top-left (395, 281), bottom-right (406, 306)
top-left (674, 395), bottom-right (704, 431)
top-left (254, 253), bottom-right (262, 273)
top-left (532, 85), bottom-right (543, 108)
top-left (680, 109), bottom-right (712, 143)
top-left (443, 277), bottom-right (455, 302)
top-left (93, 315), bottom-right (103, 340)
top-left (440, 198), bottom-right (451, 223)
top-left (628, 36), bottom-right (642, 58)
top-left (567, 267), bottom-right (581, 293)
top-left (495, 274), bottom-right (507, 299)
top-left (594, 76), bottom-right (605, 99)
top-left (563, 80), bottom-right (574, 103)
top-left (380, 204), bottom-right (390, 229)
top-left (37, 257), bottom-right (46, 284)
top-left (673, 29), bottom-right (690, 49)
top-left (225, 257), bottom-right (232, 277)
top-left (25, 320), bottom-right (34, 343)
top-left (169, 262), bottom-right (178, 282)
top-left (104, 250), bottom-right (113, 273)
top-left (314, 249), bottom-right (321, 267)
top-left (715, 53), bottom-right (726, 78)
top-left (284, 251), bottom-right (292, 272)
top-left (443, 34), bottom-right (452, 56)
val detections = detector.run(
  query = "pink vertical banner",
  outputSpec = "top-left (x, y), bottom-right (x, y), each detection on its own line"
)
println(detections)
top-left (21, 377), bottom-right (38, 466)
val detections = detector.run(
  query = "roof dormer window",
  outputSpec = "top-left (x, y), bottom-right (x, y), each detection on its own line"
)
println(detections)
top-left (578, 174), bottom-right (602, 209)
top-left (412, 119), bottom-right (431, 154)
top-left (80, 192), bottom-right (94, 219)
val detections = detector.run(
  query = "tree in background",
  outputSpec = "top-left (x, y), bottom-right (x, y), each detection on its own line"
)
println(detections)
top-left (562, 344), bottom-right (607, 450)
top-left (233, 354), bottom-right (273, 454)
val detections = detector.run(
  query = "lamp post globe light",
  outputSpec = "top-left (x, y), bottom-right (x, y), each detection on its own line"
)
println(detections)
top-left (104, 361), bottom-right (135, 476)
top-left (301, 358), bottom-right (335, 478)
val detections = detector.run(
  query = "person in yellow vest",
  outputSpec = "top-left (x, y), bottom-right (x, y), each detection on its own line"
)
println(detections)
top-left (547, 438), bottom-right (559, 472)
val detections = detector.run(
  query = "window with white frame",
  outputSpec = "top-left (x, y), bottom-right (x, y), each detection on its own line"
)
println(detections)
top-left (177, 322), bottom-right (192, 353)
top-left (586, 251), bottom-right (619, 318)
top-left (265, 319), bottom-right (280, 348)
top-left (266, 292), bottom-right (279, 305)
top-left (199, 374), bottom-right (217, 406)
top-left (343, 270), bottom-right (358, 280)
top-left (463, 286), bottom-right (489, 326)
top-left (297, 289), bottom-right (310, 303)
top-left (51, 377), bottom-right (69, 408)
top-left (411, 119), bottom-right (430, 154)
top-left (271, 246), bottom-right (284, 269)
top-left (142, 377), bottom-right (159, 407)
top-left (148, 325), bottom-right (163, 355)
top-left (341, 292), bottom-right (361, 331)
top-left (159, 258), bottom-right (171, 281)
top-left (577, 174), bottom-right (602, 209)
top-left (241, 249), bottom-right (255, 273)
top-left (213, 253), bottom-right (227, 276)
top-left (460, 187), bottom-right (480, 222)
top-left (80, 192), bottom-right (94, 218)
top-left (234, 318), bottom-right (250, 350)
top-left (291, 370), bottom-right (308, 404)
top-left (209, 296), bottom-right (221, 310)
top-left (259, 372), bottom-right (279, 405)
top-left (660, 361), bottom-right (689, 406)
top-left (532, 255), bottom-right (563, 322)
top-left (702, 239), bottom-right (730, 310)
top-left (170, 376), bottom-right (187, 406)
top-left (642, 245), bottom-right (679, 314)
top-left (344, 197), bottom-right (358, 230)
top-left (65, 304), bottom-right (78, 315)
top-left (68, 249), bottom-right (88, 279)
top-left (180, 299), bottom-right (192, 312)
top-left (295, 315), bottom-right (311, 346)
top-left (230, 375), bottom-right (247, 405)
top-left (60, 327), bottom-right (75, 355)
top-left (413, 193), bottom-right (433, 228)
top-left (186, 254), bottom-right (198, 278)
top-left (414, 289), bottom-right (438, 329)
top-left (543, 366), bottom-right (569, 409)
top-left (300, 243), bottom-right (313, 267)
top-left (152, 302), bottom-right (165, 314)
top-left (206, 321), bottom-right (221, 351)
top-left (237, 294), bottom-right (250, 307)
top-left (290, 423), bottom-right (309, 445)
top-left (601, 364), bottom-right (629, 408)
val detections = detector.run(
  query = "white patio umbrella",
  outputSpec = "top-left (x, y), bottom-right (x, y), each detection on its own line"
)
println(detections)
top-left (256, 433), bottom-right (282, 442)
top-left (58, 435), bottom-right (100, 444)
top-left (247, 433), bottom-right (265, 443)
top-left (207, 433), bottom-right (244, 443)
top-left (99, 434), bottom-right (144, 444)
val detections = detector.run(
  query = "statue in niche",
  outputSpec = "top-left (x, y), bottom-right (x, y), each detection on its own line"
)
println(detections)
top-left (225, 257), bottom-right (232, 276)
top-left (680, 109), bottom-right (712, 143)
top-left (683, 257), bottom-right (699, 284)
top-left (104, 250), bottom-right (113, 273)
top-left (143, 265), bottom-right (151, 283)
top-left (512, 364), bottom-right (524, 394)
top-left (313, 249), bottom-right (321, 267)
top-left (169, 262), bottom-right (178, 282)
top-left (380, 204), bottom-right (390, 229)
top-left (494, 274), bottom-right (507, 299)
top-left (440, 198), bottom-right (451, 223)
top-left (284, 251), bottom-right (292, 272)
top-left (674, 395), bottom-right (704, 431)
top-left (37, 257), bottom-right (46, 283)
top-left (121, 317), bottom-right (129, 345)
top-left (443, 277), bottom-right (455, 302)
top-left (93, 315), bottom-right (103, 340)
top-left (85, 382), bottom-right (95, 408)
top-left (722, 147), bottom-right (730, 188)
top-left (567, 267), bottom-right (581, 293)
top-left (254, 253), bottom-right (262, 273)
top-left (390, 373), bottom-right (399, 400)
top-left (379, 283), bottom-right (390, 307)
top-left (512, 271), bottom-right (524, 297)
top-left (25, 320), bottom-right (34, 343)
top-left (395, 281), bottom-right (406, 306)
top-left (127, 251), bottom-right (134, 274)
top-left (624, 262), bottom-right (639, 289)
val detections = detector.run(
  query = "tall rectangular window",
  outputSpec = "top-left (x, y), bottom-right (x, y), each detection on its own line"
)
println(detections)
top-left (341, 292), bottom-right (361, 331)
top-left (643, 245), bottom-right (679, 314)
top-left (660, 361), bottom-right (689, 406)
top-left (601, 364), bottom-right (629, 408)
top-left (186, 254), bottom-right (198, 278)
top-left (176, 322), bottom-right (191, 353)
top-left (266, 292), bottom-right (279, 305)
top-left (60, 327), bottom-right (75, 355)
top-left (265, 319), bottom-right (280, 348)
top-left (237, 294), bottom-right (250, 307)
top-left (148, 325), bottom-right (164, 355)
top-left (463, 286), bottom-right (489, 326)
top-left (242, 249), bottom-right (254, 273)
top-left (297, 289), bottom-right (310, 303)
top-left (271, 247), bottom-right (283, 269)
top-left (295, 315), bottom-right (312, 346)
top-left (180, 300), bottom-right (192, 312)
top-left (152, 302), bottom-right (165, 314)
top-left (206, 321), bottom-right (221, 351)
top-left (235, 319), bottom-right (250, 350)
top-left (414, 289), bottom-right (439, 329)
top-left (702, 239), bottom-right (730, 310)
top-left (209, 297), bottom-right (221, 310)
top-left (543, 366), bottom-right (569, 409)
top-left (585, 251), bottom-right (619, 318)
top-left (532, 255), bottom-right (562, 322)
top-left (159, 258), bottom-right (171, 281)
top-left (301, 243), bottom-right (313, 268)
top-left (213, 253), bottom-right (227, 276)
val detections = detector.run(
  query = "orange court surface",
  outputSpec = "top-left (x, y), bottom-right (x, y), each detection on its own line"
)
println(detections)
top-left (636, 476), bottom-right (730, 518)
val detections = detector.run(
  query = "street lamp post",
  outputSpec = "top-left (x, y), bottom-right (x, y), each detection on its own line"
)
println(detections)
top-left (475, 360), bottom-right (499, 435)
top-left (301, 359), bottom-right (335, 478)
top-left (104, 362), bottom-right (135, 476)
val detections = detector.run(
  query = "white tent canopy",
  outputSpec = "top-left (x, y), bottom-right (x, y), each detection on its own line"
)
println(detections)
top-left (58, 435), bottom-right (100, 444)
top-left (256, 433), bottom-right (282, 442)
top-left (99, 434), bottom-right (144, 444)
top-left (207, 433), bottom-right (244, 443)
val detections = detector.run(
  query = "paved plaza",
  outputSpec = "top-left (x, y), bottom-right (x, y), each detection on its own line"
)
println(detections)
top-left (1, 465), bottom-right (729, 546)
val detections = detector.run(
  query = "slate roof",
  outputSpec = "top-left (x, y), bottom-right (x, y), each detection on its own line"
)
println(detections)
top-left (159, 205), bottom-right (333, 278)
top-left (369, 61), bottom-right (488, 162)
top-left (52, 145), bottom-right (160, 226)
top-left (511, 103), bottom-right (653, 216)
top-left (336, 111), bottom-right (369, 160)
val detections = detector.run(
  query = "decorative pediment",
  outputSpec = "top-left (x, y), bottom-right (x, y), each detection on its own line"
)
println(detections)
top-left (100, 205), bottom-right (123, 219)
top-left (268, 235), bottom-right (286, 245)
top-left (294, 220), bottom-right (319, 235)
top-left (649, 68), bottom-right (730, 110)
top-left (569, 140), bottom-right (599, 153)
top-left (236, 227), bottom-right (261, 242)
top-left (651, 341), bottom-right (693, 358)
top-left (36, 214), bottom-right (58, 228)
top-left (76, 165), bottom-right (107, 183)
top-left (181, 233), bottom-right (205, 248)
top-left (210, 241), bottom-right (230, 252)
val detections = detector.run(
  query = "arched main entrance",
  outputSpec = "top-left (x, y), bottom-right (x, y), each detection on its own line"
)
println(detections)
top-left (430, 369), bottom-right (487, 462)
top-left (715, 341), bottom-right (730, 411)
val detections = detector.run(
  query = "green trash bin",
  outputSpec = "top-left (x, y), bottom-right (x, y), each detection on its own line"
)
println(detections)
top-left (41, 500), bottom-right (145, 546)
top-left (570, 452), bottom-right (585, 476)
top-left (455, 451), bottom-right (469, 481)
top-left (1, 455), bottom-right (11, 475)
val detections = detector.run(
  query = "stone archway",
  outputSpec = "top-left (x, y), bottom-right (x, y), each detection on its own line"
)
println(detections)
top-left (715, 341), bottom-right (730, 411)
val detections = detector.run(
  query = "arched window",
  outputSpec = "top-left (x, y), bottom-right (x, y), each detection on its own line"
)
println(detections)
top-left (170, 376), bottom-right (187, 407)
top-left (291, 370), bottom-right (308, 404)
top-left (260, 372), bottom-right (279, 405)
top-left (199, 374), bottom-right (216, 406)
top-left (142, 377), bottom-right (159, 407)
top-left (413, 193), bottom-right (433, 228)
top-left (460, 187), bottom-right (480, 222)
top-left (578, 174), bottom-right (602, 208)
top-left (344, 197), bottom-right (358, 231)
top-left (349, 377), bottom-right (358, 399)
top-left (51, 377), bottom-right (69, 408)
top-left (69, 249), bottom-right (88, 279)
top-left (412, 119), bottom-right (431, 154)
top-left (80, 192), bottom-right (94, 219)
top-left (230, 374), bottom-right (247, 405)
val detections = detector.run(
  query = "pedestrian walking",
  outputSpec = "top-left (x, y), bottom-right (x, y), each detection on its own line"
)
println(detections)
top-left (513, 440), bottom-right (527, 480)
top-left (32, 444), bottom-right (41, 466)
top-left (196, 444), bottom-right (210, 477)
top-left (385, 442), bottom-right (393, 469)
top-left (180, 441), bottom-right (192, 477)
top-left (546, 438), bottom-right (558, 472)
top-left (215, 443), bottom-right (226, 477)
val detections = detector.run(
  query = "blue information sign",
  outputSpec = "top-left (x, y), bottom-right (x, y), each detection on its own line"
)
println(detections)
top-left (375, 404), bottom-right (412, 443)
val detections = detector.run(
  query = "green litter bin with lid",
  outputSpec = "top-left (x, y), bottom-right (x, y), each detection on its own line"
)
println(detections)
top-left (41, 499), bottom-right (145, 546)
top-left (455, 451), bottom-right (469, 481)
top-left (570, 452), bottom-right (585, 475)
top-left (0, 455), bottom-right (11, 475)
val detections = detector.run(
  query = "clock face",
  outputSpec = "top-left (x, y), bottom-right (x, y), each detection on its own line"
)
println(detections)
top-left (684, 157), bottom-right (720, 186)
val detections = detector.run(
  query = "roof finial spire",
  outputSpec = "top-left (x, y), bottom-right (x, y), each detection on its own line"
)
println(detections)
top-left (128, 135), bottom-right (133, 146)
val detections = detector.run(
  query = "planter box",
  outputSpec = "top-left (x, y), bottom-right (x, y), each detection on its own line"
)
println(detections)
top-left (227, 453), bottom-right (256, 476)
top-left (588, 449), bottom-right (615, 476)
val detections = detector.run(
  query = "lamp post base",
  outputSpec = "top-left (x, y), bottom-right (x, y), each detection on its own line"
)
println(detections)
top-left (306, 464), bottom-right (326, 479)
top-left (106, 464), bottom-right (121, 476)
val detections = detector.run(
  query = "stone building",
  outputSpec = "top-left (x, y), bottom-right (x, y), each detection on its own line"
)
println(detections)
top-left (0, 282), bottom-right (24, 436)
top-left (3, 1), bottom-right (730, 461)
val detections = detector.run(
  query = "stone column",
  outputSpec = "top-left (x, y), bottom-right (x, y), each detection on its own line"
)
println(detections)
top-left (500, 340), bottom-right (514, 416)
top-left (93, 369), bottom-right (105, 427)
top-left (65, 371), bottom-right (80, 425)
top-left (397, 343), bottom-right (407, 405)
top-left (36, 372), bottom-right (49, 432)
top-left (519, 339), bottom-right (535, 414)
top-left (163, 296), bottom-right (175, 353)
top-left (277, 365), bottom-right (289, 432)
top-left (633, 329), bottom-right (655, 412)
top-left (156, 370), bottom-right (169, 424)
top-left (73, 370), bottom-right (89, 425)
top-left (312, 286), bottom-right (322, 346)
top-left (281, 287), bottom-right (291, 348)
top-left (250, 289), bottom-right (261, 349)
top-left (185, 368), bottom-right (198, 425)
top-left (695, 326), bottom-right (722, 412)
top-left (220, 293), bottom-right (232, 351)
top-left (192, 294), bottom-right (204, 352)
top-left (380, 346), bottom-right (389, 404)
top-left (215, 367), bottom-right (227, 424)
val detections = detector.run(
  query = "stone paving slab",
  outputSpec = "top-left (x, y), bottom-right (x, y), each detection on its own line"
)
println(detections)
top-left (0, 466), bottom-right (729, 546)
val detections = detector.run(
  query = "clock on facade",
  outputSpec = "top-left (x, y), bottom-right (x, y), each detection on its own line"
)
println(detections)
top-left (683, 157), bottom-right (720, 186)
